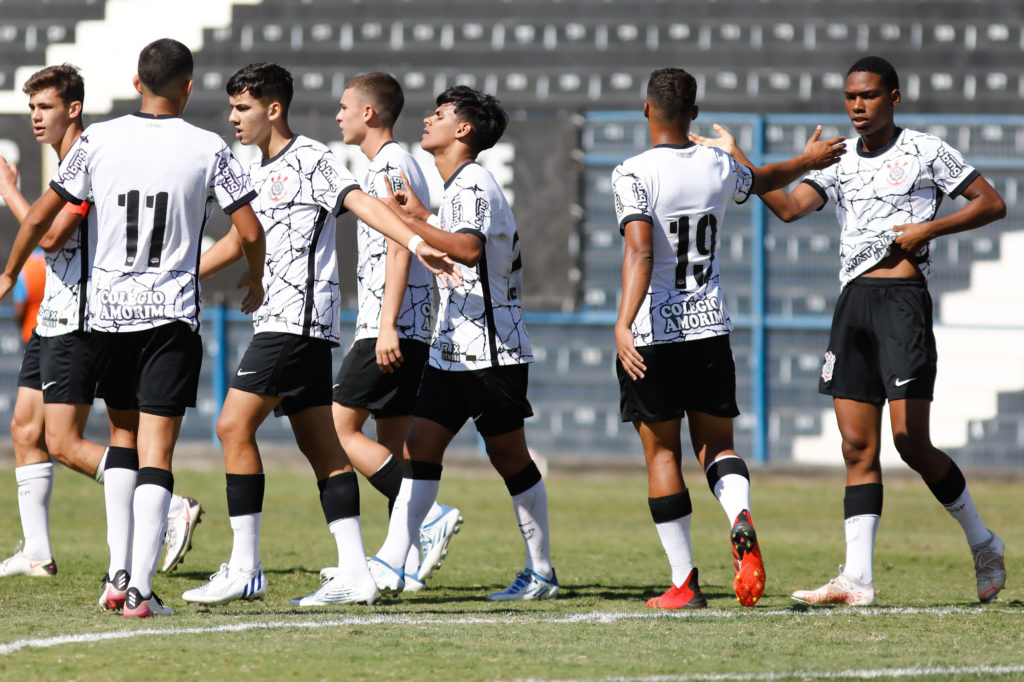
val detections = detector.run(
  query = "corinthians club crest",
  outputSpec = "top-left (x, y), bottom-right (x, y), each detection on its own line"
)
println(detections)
top-left (268, 174), bottom-right (289, 202)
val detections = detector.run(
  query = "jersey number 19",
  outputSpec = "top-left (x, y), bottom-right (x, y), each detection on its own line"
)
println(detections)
top-left (669, 214), bottom-right (718, 291)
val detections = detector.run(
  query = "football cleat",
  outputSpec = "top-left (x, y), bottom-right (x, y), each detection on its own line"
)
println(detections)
top-left (98, 569), bottom-right (130, 611)
top-left (403, 572), bottom-right (426, 593)
top-left (417, 504), bottom-right (463, 582)
top-left (731, 509), bottom-right (766, 607)
top-left (487, 568), bottom-right (559, 601)
top-left (647, 567), bottom-right (707, 609)
top-left (366, 556), bottom-right (405, 594)
top-left (0, 541), bottom-right (57, 577)
top-left (123, 587), bottom-right (172, 618)
top-left (791, 568), bottom-right (876, 606)
top-left (972, 531), bottom-right (1006, 603)
top-left (290, 567), bottom-right (379, 606)
top-left (181, 563), bottom-right (266, 605)
top-left (161, 496), bottom-right (202, 573)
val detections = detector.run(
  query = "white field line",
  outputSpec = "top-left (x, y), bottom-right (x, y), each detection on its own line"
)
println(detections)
top-left (0, 606), bottom-right (1017, 657)
top-left (520, 664), bottom-right (1024, 681)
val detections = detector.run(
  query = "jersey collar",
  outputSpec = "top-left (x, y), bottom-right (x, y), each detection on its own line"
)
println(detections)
top-left (444, 160), bottom-right (477, 189)
top-left (262, 136), bottom-right (298, 166)
top-left (856, 127), bottom-right (903, 158)
top-left (653, 142), bottom-right (696, 150)
top-left (132, 112), bottom-right (180, 119)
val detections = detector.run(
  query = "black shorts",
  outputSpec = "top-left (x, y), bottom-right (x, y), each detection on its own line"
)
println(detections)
top-left (17, 332), bottom-right (42, 390)
top-left (92, 322), bottom-right (203, 417)
top-left (617, 335), bottom-right (740, 423)
top-left (232, 332), bottom-right (334, 417)
top-left (819, 277), bottom-right (937, 404)
top-left (333, 338), bottom-right (428, 418)
top-left (39, 331), bottom-right (97, 404)
top-left (414, 364), bottom-right (533, 437)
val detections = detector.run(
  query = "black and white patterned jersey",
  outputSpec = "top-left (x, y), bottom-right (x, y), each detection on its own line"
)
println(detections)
top-left (36, 203), bottom-right (95, 337)
top-left (353, 141), bottom-right (435, 343)
top-left (432, 161), bottom-right (531, 371)
top-left (802, 128), bottom-right (979, 288)
top-left (50, 113), bottom-right (255, 333)
top-left (248, 135), bottom-right (359, 344)
top-left (612, 143), bottom-right (753, 347)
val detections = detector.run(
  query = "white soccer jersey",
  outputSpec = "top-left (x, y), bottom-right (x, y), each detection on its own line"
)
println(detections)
top-left (51, 113), bottom-right (255, 333)
top-left (612, 143), bottom-right (753, 347)
top-left (353, 141), bottom-right (435, 343)
top-left (432, 161), bottom-right (531, 371)
top-left (248, 135), bottom-right (359, 344)
top-left (35, 203), bottom-right (95, 336)
top-left (803, 128), bottom-right (979, 288)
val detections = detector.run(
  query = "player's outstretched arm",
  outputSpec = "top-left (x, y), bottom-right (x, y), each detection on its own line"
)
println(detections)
top-left (690, 124), bottom-right (827, 222)
top-left (198, 226), bottom-right (245, 280)
top-left (750, 125), bottom-right (844, 195)
top-left (892, 176), bottom-right (1006, 253)
top-left (0, 188), bottom-right (66, 300)
top-left (0, 156), bottom-right (30, 223)
top-left (615, 220), bottom-right (653, 381)
top-left (228, 204), bottom-right (266, 313)
top-left (38, 203), bottom-right (87, 253)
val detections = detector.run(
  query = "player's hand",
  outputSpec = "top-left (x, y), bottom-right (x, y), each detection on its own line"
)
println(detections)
top-left (689, 123), bottom-right (738, 156)
top-left (801, 125), bottom-right (846, 170)
top-left (237, 272), bottom-right (264, 314)
top-left (0, 273), bottom-right (14, 301)
top-left (615, 323), bottom-right (646, 381)
top-left (0, 156), bottom-right (17, 192)
top-left (891, 222), bottom-right (931, 254)
top-left (415, 242), bottom-right (463, 288)
top-left (391, 171), bottom-right (432, 222)
top-left (375, 326), bottom-right (403, 373)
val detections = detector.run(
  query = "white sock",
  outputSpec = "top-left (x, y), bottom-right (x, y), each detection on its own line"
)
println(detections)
top-left (328, 516), bottom-right (373, 583)
top-left (16, 462), bottom-right (54, 560)
top-left (655, 514), bottom-right (694, 588)
top-left (421, 501), bottom-right (444, 525)
top-left (94, 449), bottom-right (108, 484)
top-left (104, 466), bottom-right (137, 577)
top-left (377, 478), bottom-right (438, 570)
top-left (843, 514), bottom-right (879, 584)
top-left (127, 483), bottom-right (171, 597)
top-left (512, 479), bottom-right (553, 579)
top-left (942, 487), bottom-right (991, 548)
top-left (228, 513), bottom-right (261, 574)
top-left (167, 494), bottom-right (184, 520)
top-left (708, 456), bottom-right (751, 524)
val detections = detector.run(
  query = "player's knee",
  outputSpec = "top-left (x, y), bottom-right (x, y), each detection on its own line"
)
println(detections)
top-left (10, 413), bottom-right (42, 449)
top-left (840, 435), bottom-right (876, 467)
top-left (215, 414), bottom-right (249, 446)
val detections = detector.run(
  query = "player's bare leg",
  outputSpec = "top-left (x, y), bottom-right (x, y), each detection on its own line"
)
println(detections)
top-left (43, 403), bottom-right (104, 476)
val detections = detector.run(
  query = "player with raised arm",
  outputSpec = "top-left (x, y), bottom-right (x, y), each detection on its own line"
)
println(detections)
top-left (333, 72), bottom-right (462, 592)
top-left (0, 39), bottom-right (266, 617)
top-left (0, 64), bottom-right (201, 580)
top-left (613, 67), bottom-right (844, 609)
top-left (692, 56), bottom-right (1007, 606)
top-left (181, 63), bottom-right (458, 608)
top-left (367, 86), bottom-right (557, 601)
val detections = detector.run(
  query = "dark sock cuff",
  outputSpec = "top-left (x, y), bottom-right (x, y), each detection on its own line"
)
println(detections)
top-left (367, 455), bottom-right (404, 501)
top-left (105, 446), bottom-right (139, 471)
top-left (648, 490), bottom-right (693, 524)
top-left (844, 483), bottom-right (883, 519)
top-left (705, 456), bottom-right (749, 492)
top-left (405, 460), bottom-right (443, 481)
top-left (226, 473), bottom-right (265, 517)
top-left (321, 472), bottom-right (360, 523)
top-left (136, 467), bottom-right (173, 492)
top-left (504, 461), bottom-right (542, 497)
top-left (926, 461), bottom-right (967, 506)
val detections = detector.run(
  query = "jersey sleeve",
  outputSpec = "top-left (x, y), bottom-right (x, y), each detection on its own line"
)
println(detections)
top-left (727, 155), bottom-right (754, 204)
top-left (929, 140), bottom-right (980, 198)
top-left (313, 150), bottom-right (360, 217)
top-left (49, 133), bottom-right (91, 204)
top-left (801, 163), bottom-right (836, 207)
top-left (211, 144), bottom-right (256, 214)
top-left (448, 183), bottom-right (490, 242)
top-left (611, 163), bottom-right (653, 235)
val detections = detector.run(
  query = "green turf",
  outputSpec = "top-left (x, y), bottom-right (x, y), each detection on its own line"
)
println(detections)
top-left (0, 464), bottom-right (1021, 681)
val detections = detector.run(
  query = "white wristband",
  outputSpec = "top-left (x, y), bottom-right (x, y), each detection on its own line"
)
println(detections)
top-left (426, 214), bottom-right (440, 227)
top-left (406, 235), bottom-right (424, 254)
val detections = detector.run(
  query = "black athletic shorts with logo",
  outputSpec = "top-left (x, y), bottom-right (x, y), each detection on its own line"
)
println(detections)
top-left (40, 331), bottom-right (97, 404)
top-left (92, 321), bottom-right (203, 417)
top-left (819, 276), bottom-right (937, 405)
top-left (617, 334), bottom-right (740, 423)
top-left (414, 363), bottom-right (533, 437)
top-left (333, 337), bottom-right (429, 418)
top-left (233, 332), bottom-right (334, 417)
top-left (17, 331), bottom-right (42, 390)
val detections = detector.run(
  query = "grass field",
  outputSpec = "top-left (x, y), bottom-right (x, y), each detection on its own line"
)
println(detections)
top-left (0, 460), bottom-right (1022, 681)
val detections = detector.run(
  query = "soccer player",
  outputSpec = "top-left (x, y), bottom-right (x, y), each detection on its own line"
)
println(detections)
top-left (0, 64), bottom-right (201, 580)
top-left (333, 72), bottom-right (462, 591)
top-left (0, 39), bottom-right (266, 617)
top-left (366, 86), bottom-right (557, 601)
top-left (182, 63), bottom-right (458, 607)
top-left (613, 67), bottom-right (845, 609)
top-left (692, 56), bottom-right (1007, 605)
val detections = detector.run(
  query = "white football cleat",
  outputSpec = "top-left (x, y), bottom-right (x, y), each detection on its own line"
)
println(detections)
top-left (290, 567), bottom-right (379, 606)
top-left (181, 563), bottom-right (266, 605)
top-left (0, 541), bottom-right (57, 577)
top-left (123, 587), bottom-right (173, 618)
top-left (98, 569), bottom-right (130, 611)
top-left (367, 556), bottom-right (405, 594)
top-left (162, 496), bottom-right (202, 573)
top-left (403, 572), bottom-right (426, 593)
top-left (972, 531), bottom-right (1006, 603)
top-left (791, 568), bottom-right (876, 606)
top-left (487, 568), bottom-right (560, 601)
top-left (417, 504), bottom-right (463, 582)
